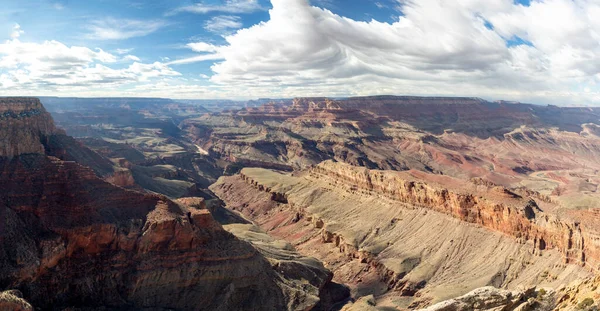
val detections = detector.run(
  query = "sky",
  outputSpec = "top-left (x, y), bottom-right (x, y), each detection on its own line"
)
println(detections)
top-left (1, 0), bottom-right (600, 106)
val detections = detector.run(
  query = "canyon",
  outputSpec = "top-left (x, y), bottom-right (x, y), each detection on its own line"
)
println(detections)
top-left (3, 95), bottom-right (600, 310)
top-left (0, 98), bottom-right (345, 310)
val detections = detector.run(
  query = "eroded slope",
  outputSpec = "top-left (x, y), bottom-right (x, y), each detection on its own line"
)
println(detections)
top-left (211, 162), bottom-right (593, 308)
top-left (0, 97), bottom-right (339, 310)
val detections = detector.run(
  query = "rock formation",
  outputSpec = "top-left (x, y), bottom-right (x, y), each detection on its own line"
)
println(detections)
top-left (182, 97), bottom-right (600, 180)
top-left (210, 163), bottom-right (594, 308)
top-left (0, 98), bottom-right (58, 158)
top-left (0, 97), bottom-right (340, 310)
top-left (0, 290), bottom-right (33, 311)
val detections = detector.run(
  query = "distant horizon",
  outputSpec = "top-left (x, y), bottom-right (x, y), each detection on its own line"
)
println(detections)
top-left (2, 0), bottom-right (600, 106)
top-left (2, 94), bottom-right (579, 108)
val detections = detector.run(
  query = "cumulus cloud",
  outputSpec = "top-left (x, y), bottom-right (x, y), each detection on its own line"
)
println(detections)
top-left (187, 42), bottom-right (219, 53)
top-left (170, 0), bottom-right (263, 15)
top-left (5, 0), bottom-right (600, 103)
top-left (204, 15), bottom-right (243, 34)
top-left (0, 34), bottom-right (180, 93)
top-left (171, 0), bottom-right (600, 104)
top-left (86, 18), bottom-right (166, 40)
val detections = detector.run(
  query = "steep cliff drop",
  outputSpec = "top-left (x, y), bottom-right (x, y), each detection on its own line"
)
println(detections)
top-left (210, 161), bottom-right (597, 309)
top-left (0, 98), bottom-right (341, 310)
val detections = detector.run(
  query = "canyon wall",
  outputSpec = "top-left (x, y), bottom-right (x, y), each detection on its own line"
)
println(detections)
top-left (309, 160), bottom-right (600, 268)
top-left (211, 165), bottom-right (591, 308)
top-left (0, 98), bottom-right (338, 310)
top-left (0, 98), bottom-right (57, 158)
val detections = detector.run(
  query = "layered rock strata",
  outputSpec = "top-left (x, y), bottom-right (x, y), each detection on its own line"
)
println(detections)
top-left (0, 98), bottom-right (338, 310)
top-left (210, 163), bottom-right (592, 307)
top-left (309, 160), bottom-right (600, 268)
top-left (0, 98), bottom-right (57, 158)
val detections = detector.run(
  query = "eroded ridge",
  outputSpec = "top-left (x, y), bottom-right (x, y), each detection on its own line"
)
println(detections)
top-left (308, 161), bottom-right (600, 268)
top-left (211, 163), bottom-right (592, 307)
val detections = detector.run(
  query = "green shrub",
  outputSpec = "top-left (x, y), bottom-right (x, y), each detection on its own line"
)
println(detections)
top-left (578, 298), bottom-right (594, 309)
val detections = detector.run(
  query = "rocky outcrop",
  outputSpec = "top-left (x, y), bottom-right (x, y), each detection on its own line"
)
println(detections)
top-left (0, 98), bottom-right (338, 310)
top-left (0, 154), bottom-right (287, 310)
top-left (417, 287), bottom-right (544, 311)
top-left (0, 98), bottom-right (57, 158)
top-left (0, 290), bottom-right (33, 311)
top-left (183, 96), bottom-right (600, 180)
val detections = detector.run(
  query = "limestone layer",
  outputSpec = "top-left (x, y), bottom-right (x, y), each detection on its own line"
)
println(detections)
top-left (0, 98), bottom-right (57, 158)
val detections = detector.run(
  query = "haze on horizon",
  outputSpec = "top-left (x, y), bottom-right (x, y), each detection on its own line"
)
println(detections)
top-left (1, 0), bottom-right (600, 106)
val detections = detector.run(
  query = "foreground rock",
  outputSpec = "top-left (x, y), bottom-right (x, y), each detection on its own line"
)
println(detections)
top-left (0, 98), bottom-right (338, 310)
top-left (417, 287), bottom-right (545, 311)
top-left (0, 290), bottom-right (33, 311)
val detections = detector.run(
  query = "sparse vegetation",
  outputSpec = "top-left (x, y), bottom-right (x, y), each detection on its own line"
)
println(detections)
top-left (578, 298), bottom-right (594, 309)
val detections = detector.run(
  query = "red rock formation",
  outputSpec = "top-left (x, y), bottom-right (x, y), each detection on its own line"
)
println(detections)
top-left (0, 98), bottom-right (337, 310)
top-left (0, 98), bottom-right (58, 158)
top-left (306, 161), bottom-right (594, 266)
top-left (0, 154), bottom-right (289, 310)
top-left (182, 96), bottom-right (600, 175)
top-left (234, 160), bottom-right (600, 271)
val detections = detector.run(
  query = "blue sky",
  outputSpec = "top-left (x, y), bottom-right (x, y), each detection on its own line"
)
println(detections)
top-left (1, 0), bottom-right (600, 106)
top-left (0, 0), bottom-right (397, 77)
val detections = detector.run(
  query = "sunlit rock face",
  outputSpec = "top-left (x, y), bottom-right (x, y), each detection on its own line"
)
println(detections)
top-left (0, 97), bottom-right (58, 158)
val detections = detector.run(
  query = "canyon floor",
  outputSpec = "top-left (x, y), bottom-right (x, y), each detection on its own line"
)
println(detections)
top-left (3, 96), bottom-right (600, 310)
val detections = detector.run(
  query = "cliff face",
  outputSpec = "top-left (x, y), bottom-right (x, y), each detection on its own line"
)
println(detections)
top-left (0, 155), bottom-right (296, 310)
top-left (0, 98), bottom-right (337, 310)
top-left (309, 160), bottom-right (596, 267)
top-left (182, 96), bottom-right (600, 179)
top-left (0, 98), bottom-right (57, 158)
top-left (210, 164), bottom-right (592, 308)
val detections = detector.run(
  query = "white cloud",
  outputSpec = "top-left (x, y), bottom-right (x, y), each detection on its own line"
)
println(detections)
top-left (171, 0), bottom-right (263, 15)
top-left (10, 24), bottom-right (23, 39)
top-left (204, 15), bottom-right (243, 34)
top-left (0, 31), bottom-right (180, 93)
top-left (86, 18), bottom-right (166, 40)
top-left (165, 0), bottom-right (600, 105)
top-left (115, 48), bottom-right (134, 55)
top-left (167, 53), bottom-right (223, 65)
top-left (187, 42), bottom-right (219, 53)
top-left (6, 0), bottom-right (600, 104)
top-left (124, 54), bottom-right (141, 62)
top-left (166, 42), bottom-right (224, 65)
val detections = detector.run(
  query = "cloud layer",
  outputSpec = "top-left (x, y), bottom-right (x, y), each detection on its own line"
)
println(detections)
top-left (171, 0), bottom-right (263, 15)
top-left (180, 0), bottom-right (600, 104)
top-left (3, 0), bottom-right (600, 104)
top-left (0, 38), bottom-right (179, 93)
top-left (87, 18), bottom-right (167, 40)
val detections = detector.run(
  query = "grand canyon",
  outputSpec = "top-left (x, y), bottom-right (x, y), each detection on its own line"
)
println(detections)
top-left (5, 0), bottom-right (600, 309)
top-left (1, 95), bottom-right (600, 310)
